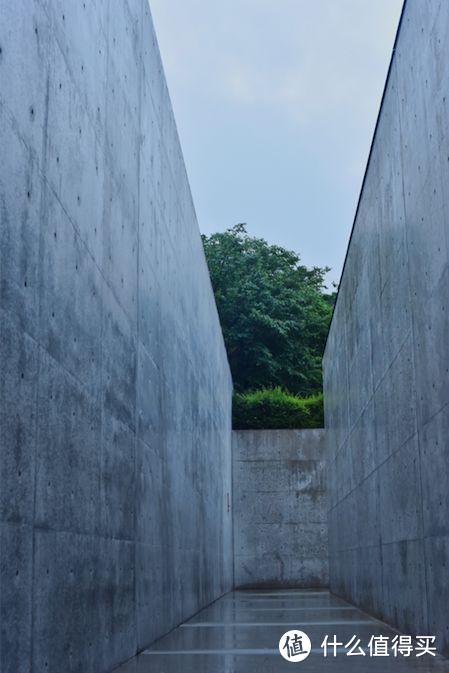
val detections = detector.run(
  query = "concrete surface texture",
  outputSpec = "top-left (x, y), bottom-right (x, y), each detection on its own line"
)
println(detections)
top-left (111, 589), bottom-right (449, 672)
top-left (323, 0), bottom-right (449, 659)
top-left (0, 1), bottom-right (233, 672)
top-left (233, 430), bottom-right (328, 588)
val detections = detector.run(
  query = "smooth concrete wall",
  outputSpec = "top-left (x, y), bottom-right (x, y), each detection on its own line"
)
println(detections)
top-left (323, 0), bottom-right (449, 657)
top-left (0, 2), bottom-right (233, 672)
top-left (232, 430), bottom-right (328, 588)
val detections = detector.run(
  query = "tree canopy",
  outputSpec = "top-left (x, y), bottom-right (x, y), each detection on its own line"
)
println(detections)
top-left (202, 224), bottom-right (335, 396)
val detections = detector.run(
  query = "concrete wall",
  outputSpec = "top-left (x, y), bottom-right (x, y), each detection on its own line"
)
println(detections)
top-left (232, 430), bottom-right (328, 588)
top-left (0, 2), bottom-right (233, 672)
top-left (323, 0), bottom-right (449, 657)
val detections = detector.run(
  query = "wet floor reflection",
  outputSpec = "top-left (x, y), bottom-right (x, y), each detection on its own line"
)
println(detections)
top-left (112, 589), bottom-right (449, 672)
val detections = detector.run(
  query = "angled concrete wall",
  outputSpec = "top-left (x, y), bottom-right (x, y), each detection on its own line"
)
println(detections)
top-left (0, 2), bottom-right (233, 672)
top-left (324, 0), bottom-right (449, 657)
top-left (233, 430), bottom-right (328, 588)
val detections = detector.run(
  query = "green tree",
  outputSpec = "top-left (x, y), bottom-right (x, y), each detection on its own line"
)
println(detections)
top-left (202, 224), bottom-right (335, 395)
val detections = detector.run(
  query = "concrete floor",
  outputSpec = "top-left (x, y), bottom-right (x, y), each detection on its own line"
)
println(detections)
top-left (113, 590), bottom-right (449, 672)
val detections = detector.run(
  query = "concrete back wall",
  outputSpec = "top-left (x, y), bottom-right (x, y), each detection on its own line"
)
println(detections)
top-left (232, 430), bottom-right (328, 588)
top-left (0, 2), bottom-right (232, 672)
top-left (323, 0), bottom-right (449, 656)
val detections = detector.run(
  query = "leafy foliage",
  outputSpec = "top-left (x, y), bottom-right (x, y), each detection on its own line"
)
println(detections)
top-left (233, 387), bottom-right (324, 430)
top-left (202, 224), bottom-right (335, 396)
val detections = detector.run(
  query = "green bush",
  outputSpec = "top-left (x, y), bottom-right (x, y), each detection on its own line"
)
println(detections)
top-left (233, 387), bottom-right (324, 430)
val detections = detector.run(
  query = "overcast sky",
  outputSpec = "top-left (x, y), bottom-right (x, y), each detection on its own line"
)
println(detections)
top-left (150, 0), bottom-right (403, 285)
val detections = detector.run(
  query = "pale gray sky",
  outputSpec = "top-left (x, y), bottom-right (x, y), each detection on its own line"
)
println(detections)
top-left (150, 0), bottom-right (403, 285)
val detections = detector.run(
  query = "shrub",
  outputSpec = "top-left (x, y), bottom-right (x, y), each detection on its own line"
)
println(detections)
top-left (232, 387), bottom-right (324, 430)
